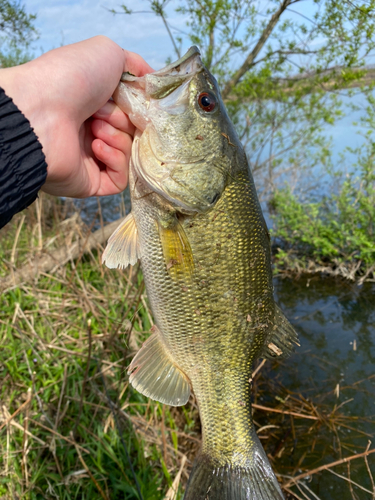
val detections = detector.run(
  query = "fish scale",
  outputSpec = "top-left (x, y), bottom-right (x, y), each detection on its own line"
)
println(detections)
top-left (103, 45), bottom-right (299, 500)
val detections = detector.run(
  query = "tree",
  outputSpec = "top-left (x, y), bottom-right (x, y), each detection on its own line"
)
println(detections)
top-left (0, 0), bottom-right (38, 67)
top-left (113, 0), bottom-right (375, 199)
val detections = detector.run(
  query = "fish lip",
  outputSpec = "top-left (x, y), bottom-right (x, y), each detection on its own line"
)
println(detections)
top-left (121, 46), bottom-right (202, 82)
top-left (120, 46), bottom-right (204, 100)
top-left (150, 46), bottom-right (202, 76)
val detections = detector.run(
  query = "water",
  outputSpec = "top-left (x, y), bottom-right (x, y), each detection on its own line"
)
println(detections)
top-left (270, 276), bottom-right (375, 499)
top-left (74, 188), bottom-right (131, 229)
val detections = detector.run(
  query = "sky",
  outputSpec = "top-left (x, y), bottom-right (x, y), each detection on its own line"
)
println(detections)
top-left (24, 0), bottom-right (183, 69)
top-left (23, 0), bottom-right (368, 163)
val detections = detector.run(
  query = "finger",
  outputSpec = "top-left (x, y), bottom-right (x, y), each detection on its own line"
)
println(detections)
top-left (95, 169), bottom-right (128, 196)
top-left (91, 119), bottom-right (133, 154)
top-left (122, 49), bottom-right (154, 76)
top-left (91, 138), bottom-right (128, 193)
top-left (92, 101), bottom-right (135, 134)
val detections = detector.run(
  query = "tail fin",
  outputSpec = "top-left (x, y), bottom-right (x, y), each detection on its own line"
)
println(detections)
top-left (183, 438), bottom-right (284, 500)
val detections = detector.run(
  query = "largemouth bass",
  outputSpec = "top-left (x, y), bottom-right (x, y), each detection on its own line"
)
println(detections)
top-left (103, 46), bottom-right (298, 500)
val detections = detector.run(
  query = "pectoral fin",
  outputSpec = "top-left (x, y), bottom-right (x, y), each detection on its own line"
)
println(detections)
top-left (158, 219), bottom-right (194, 281)
top-left (102, 212), bottom-right (141, 269)
top-left (261, 305), bottom-right (300, 360)
top-left (128, 326), bottom-right (191, 406)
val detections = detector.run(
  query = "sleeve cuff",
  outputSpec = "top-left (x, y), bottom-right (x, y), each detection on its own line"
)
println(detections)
top-left (0, 87), bottom-right (48, 229)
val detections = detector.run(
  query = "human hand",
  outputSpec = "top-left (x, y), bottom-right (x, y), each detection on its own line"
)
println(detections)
top-left (0, 36), bottom-right (153, 197)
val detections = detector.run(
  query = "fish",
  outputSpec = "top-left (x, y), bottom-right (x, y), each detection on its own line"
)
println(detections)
top-left (103, 46), bottom-right (299, 500)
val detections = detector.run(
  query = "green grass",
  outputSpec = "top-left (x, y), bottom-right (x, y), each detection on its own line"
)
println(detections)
top-left (0, 264), bottom-right (169, 499)
top-left (0, 199), bottom-right (194, 499)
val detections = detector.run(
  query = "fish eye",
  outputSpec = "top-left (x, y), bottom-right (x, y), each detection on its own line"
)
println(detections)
top-left (198, 91), bottom-right (217, 112)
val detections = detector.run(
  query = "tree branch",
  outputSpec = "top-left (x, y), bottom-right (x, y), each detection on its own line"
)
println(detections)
top-left (150, 1), bottom-right (181, 58)
top-left (251, 48), bottom-right (319, 67)
top-left (221, 0), bottom-right (294, 99)
top-left (274, 65), bottom-right (375, 91)
top-left (160, 13), bottom-right (181, 58)
top-left (111, 2), bottom-right (181, 58)
top-left (224, 65), bottom-right (375, 102)
top-left (206, 27), bottom-right (215, 70)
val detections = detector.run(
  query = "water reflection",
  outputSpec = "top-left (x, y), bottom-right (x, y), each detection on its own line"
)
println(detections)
top-left (271, 276), bottom-right (375, 499)
top-left (275, 276), bottom-right (375, 380)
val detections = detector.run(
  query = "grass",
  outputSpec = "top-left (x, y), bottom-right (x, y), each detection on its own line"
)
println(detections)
top-left (0, 197), bottom-right (199, 500)
top-left (0, 195), bottom-right (374, 500)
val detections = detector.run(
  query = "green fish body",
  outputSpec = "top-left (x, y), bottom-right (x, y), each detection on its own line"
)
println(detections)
top-left (103, 47), bottom-right (298, 500)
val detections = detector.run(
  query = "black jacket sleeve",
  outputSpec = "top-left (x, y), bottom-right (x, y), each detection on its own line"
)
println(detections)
top-left (0, 88), bottom-right (48, 229)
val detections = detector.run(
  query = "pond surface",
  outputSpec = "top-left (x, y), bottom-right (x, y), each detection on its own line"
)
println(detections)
top-left (271, 276), bottom-right (375, 499)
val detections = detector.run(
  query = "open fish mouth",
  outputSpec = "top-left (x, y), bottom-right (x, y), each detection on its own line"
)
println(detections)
top-left (120, 46), bottom-right (203, 99)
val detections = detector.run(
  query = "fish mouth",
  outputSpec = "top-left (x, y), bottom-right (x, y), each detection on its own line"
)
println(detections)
top-left (120, 46), bottom-right (203, 99)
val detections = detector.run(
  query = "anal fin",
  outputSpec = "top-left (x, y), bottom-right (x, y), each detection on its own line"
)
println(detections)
top-left (102, 212), bottom-right (140, 269)
top-left (262, 305), bottom-right (300, 360)
top-left (128, 326), bottom-right (191, 406)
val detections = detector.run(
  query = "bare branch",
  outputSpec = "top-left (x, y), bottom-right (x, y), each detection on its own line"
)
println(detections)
top-left (110, 2), bottom-right (181, 58)
top-left (283, 447), bottom-right (375, 489)
top-left (160, 14), bottom-right (181, 58)
top-left (274, 65), bottom-right (375, 92)
top-left (251, 48), bottom-right (319, 67)
top-left (151, 1), bottom-right (181, 58)
top-left (222, 0), bottom-right (294, 98)
top-left (206, 28), bottom-right (215, 70)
